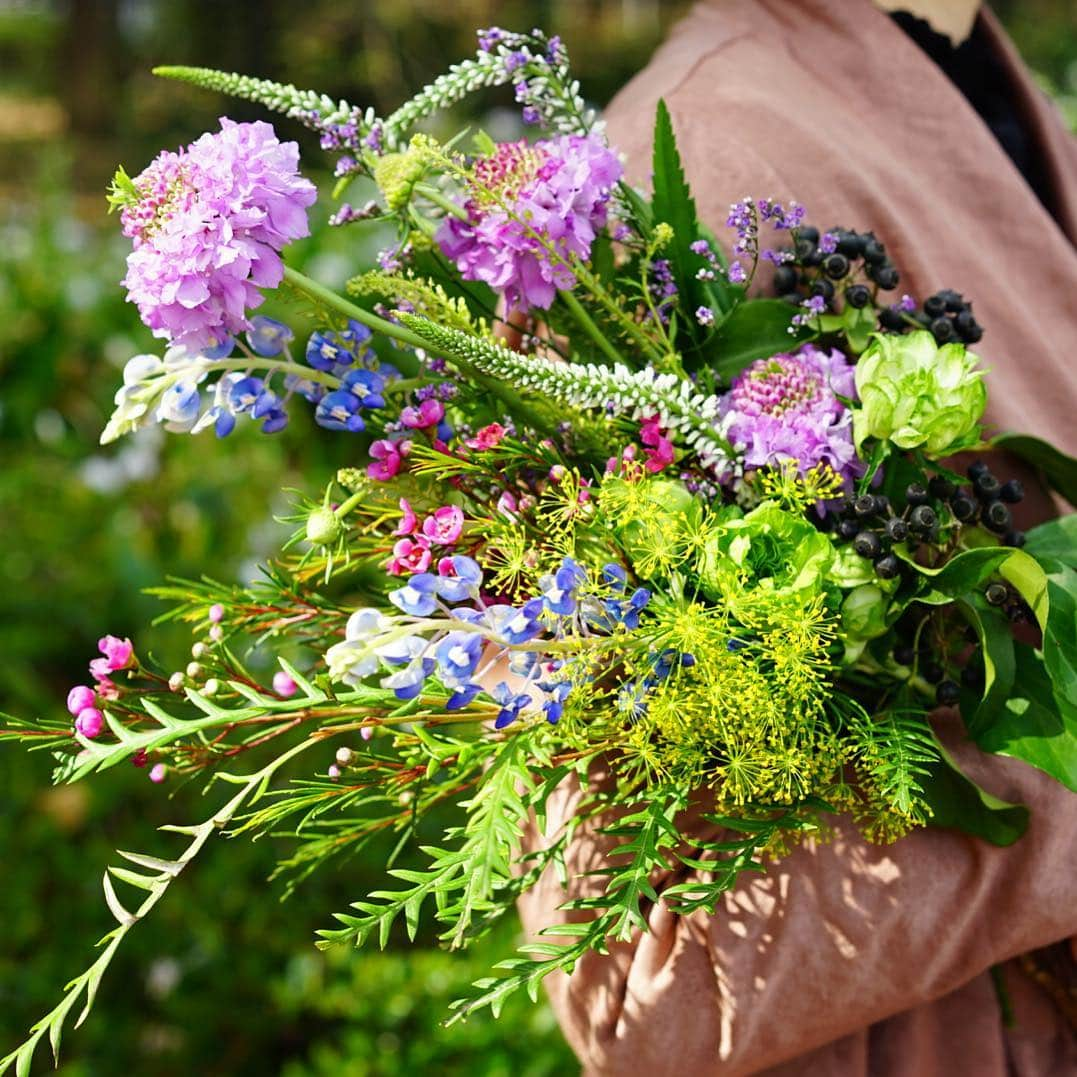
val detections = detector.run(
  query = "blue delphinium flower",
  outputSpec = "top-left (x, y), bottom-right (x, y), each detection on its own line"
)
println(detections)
top-left (246, 316), bottom-right (293, 357)
top-left (492, 681), bottom-right (532, 729)
top-left (315, 390), bottom-right (366, 432)
top-left (485, 599), bottom-right (545, 645)
top-left (540, 680), bottom-right (572, 723)
top-left (382, 656), bottom-right (435, 701)
top-left (436, 555), bottom-right (483, 604)
top-left (389, 574), bottom-right (440, 617)
top-left (435, 631), bottom-right (484, 686)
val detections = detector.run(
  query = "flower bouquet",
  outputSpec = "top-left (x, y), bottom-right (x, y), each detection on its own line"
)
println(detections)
top-left (5, 26), bottom-right (1077, 1072)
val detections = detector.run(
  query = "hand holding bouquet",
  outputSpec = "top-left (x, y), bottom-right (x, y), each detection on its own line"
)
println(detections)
top-left (4, 27), bottom-right (1076, 1073)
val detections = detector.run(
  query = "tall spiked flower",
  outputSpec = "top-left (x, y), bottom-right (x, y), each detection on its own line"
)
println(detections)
top-left (438, 134), bottom-right (621, 311)
top-left (114, 118), bottom-right (317, 352)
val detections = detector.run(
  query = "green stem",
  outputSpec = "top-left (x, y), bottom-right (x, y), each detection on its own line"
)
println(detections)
top-left (283, 265), bottom-right (430, 351)
top-left (415, 183), bottom-right (470, 221)
top-left (212, 358), bottom-right (340, 389)
top-left (557, 289), bottom-right (624, 366)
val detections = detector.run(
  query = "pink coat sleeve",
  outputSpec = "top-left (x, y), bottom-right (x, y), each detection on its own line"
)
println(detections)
top-left (516, 713), bottom-right (1077, 1075)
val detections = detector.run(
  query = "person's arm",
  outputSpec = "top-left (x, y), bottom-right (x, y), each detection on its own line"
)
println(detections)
top-left (517, 713), bottom-right (1077, 1075)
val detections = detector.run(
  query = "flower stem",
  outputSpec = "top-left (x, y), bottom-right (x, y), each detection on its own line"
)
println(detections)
top-left (282, 265), bottom-right (430, 351)
top-left (557, 289), bottom-right (624, 366)
top-left (414, 183), bottom-right (470, 221)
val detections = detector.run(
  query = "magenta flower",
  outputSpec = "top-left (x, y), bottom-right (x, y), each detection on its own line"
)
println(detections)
top-left (120, 119), bottom-right (316, 353)
top-left (388, 536), bottom-right (432, 576)
top-left (395, 498), bottom-right (419, 536)
top-left (400, 399), bottom-right (445, 430)
top-left (97, 634), bottom-right (134, 671)
top-left (368, 438), bottom-right (408, 481)
top-left (465, 422), bottom-right (508, 450)
top-left (720, 345), bottom-right (861, 483)
top-left (422, 506), bottom-right (465, 546)
top-left (438, 134), bottom-right (622, 311)
top-left (639, 416), bottom-right (675, 473)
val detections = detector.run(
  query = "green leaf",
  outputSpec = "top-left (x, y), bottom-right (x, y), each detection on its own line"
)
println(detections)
top-left (990, 433), bottom-right (1077, 506)
top-left (958, 595), bottom-right (1016, 735)
top-left (920, 740), bottom-right (1028, 845)
top-left (969, 643), bottom-right (1077, 792)
top-left (1024, 516), bottom-right (1077, 570)
top-left (842, 302), bottom-right (877, 354)
top-left (708, 299), bottom-right (805, 382)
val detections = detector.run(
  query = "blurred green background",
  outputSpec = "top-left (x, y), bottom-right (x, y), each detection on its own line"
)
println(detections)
top-left (0, 2), bottom-right (1074, 1074)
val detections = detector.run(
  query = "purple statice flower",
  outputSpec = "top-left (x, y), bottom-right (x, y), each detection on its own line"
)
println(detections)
top-left (437, 134), bottom-right (622, 311)
top-left (819, 232), bottom-right (839, 254)
top-left (695, 306), bottom-right (715, 327)
top-left (120, 119), bottom-right (317, 353)
top-left (720, 345), bottom-right (862, 483)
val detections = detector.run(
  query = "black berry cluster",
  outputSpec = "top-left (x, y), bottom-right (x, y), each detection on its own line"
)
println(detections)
top-left (774, 226), bottom-right (900, 313)
top-left (878, 287), bottom-right (983, 345)
top-left (953, 460), bottom-right (1026, 547)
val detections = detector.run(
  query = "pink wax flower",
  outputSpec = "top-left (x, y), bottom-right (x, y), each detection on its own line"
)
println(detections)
top-left (149, 763), bottom-right (168, 784)
top-left (438, 134), bottom-right (622, 311)
top-left (639, 415), bottom-right (675, 473)
top-left (75, 707), bottom-right (105, 740)
top-left (208, 603), bottom-right (225, 623)
top-left (395, 498), bottom-right (418, 536)
top-left (361, 725), bottom-right (374, 742)
top-left (400, 399), bottom-right (445, 430)
top-left (272, 671), bottom-right (298, 698)
top-left (421, 506), bottom-right (465, 545)
top-left (465, 422), bottom-right (507, 450)
top-left (368, 439), bottom-right (405, 481)
top-left (98, 634), bottom-right (134, 671)
top-left (388, 536), bottom-right (432, 576)
top-left (496, 490), bottom-right (519, 518)
top-left (67, 685), bottom-right (96, 716)
top-left (119, 119), bottom-right (317, 353)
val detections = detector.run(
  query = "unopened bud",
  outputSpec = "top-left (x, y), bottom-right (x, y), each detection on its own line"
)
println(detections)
top-left (306, 506), bottom-right (342, 547)
top-left (186, 661), bottom-right (202, 679)
top-left (204, 678), bottom-right (219, 696)
top-left (168, 672), bottom-right (185, 692)
top-left (191, 642), bottom-right (207, 659)
top-left (335, 747), bottom-right (354, 767)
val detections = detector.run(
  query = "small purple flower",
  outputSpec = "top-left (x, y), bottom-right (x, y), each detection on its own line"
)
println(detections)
top-left (695, 306), bottom-right (715, 327)
top-left (819, 232), bottom-right (839, 254)
top-left (727, 261), bottom-right (747, 285)
top-left (400, 398), bottom-right (444, 429)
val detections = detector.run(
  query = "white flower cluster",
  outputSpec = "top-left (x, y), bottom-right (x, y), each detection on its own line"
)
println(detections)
top-left (401, 316), bottom-right (732, 472)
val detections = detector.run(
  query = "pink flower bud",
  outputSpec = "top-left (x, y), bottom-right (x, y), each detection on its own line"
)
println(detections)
top-left (132, 749), bottom-right (149, 768)
top-left (208, 603), bottom-right (225, 623)
top-left (75, 707), bottom-right (105, 740)
top-left (327, 764), bottom-right (341, 779)
top-left (67, 685), bottom-right (96, 716)
top-left (149, 763), bottom-right (168, 784)
top-left (360, 726), bottom-right (374, 741)
top-left (273, 671), bottom-right (298, 698)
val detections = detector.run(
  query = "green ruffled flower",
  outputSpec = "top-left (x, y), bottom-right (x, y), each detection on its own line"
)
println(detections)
top-left (852, 331), bottom-right (986, 457)
top-left (698, 501), bottom-right (834, 621)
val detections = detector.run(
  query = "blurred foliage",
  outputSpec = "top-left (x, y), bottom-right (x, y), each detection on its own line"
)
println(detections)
top-left (0, 1), bottom-right (1072, 1074)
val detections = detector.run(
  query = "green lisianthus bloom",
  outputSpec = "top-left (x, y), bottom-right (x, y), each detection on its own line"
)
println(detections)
top-left (698, 501), bottom-right (834, 621)
top-left (852, 331), bottom-right (986, 457)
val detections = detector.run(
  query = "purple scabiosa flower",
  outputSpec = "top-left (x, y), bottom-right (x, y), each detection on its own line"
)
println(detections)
top-left (720, 345), bottom-right (861, 483)
top-left (437, 134), bottom-right (622, 311)
top-left (119, 119), bottom-right (316, 353)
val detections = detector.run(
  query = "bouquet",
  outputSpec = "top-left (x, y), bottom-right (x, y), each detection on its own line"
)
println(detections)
top-left (5, 26), bottom-right (1077, 1072)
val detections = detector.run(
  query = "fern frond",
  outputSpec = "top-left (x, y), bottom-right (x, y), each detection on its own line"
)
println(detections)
top-left (0, 739), bottom-right (317, 1077)
top-left (847, 709), bottom-right (938, 815)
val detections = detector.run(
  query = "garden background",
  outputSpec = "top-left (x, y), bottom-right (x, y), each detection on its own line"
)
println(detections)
top-left (1, 2), bottom-right (1074, 1073)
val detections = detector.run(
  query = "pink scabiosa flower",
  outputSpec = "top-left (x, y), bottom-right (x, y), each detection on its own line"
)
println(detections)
top-left (118, 119), bottom-right (316, 353)
top-left (438, 134), bottom-right (622, 311)
top-left (387, 536), bottom-right (432, 576)
top-left (720, 345), bottom-right (861, 483)
top-left (421, 506), bottom-right (465, 546)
